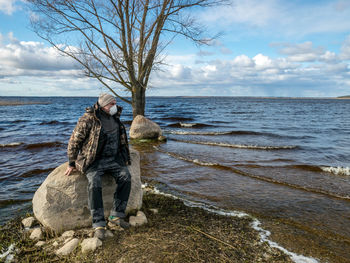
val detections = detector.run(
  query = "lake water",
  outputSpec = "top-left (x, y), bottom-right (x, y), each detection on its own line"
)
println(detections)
top-left (0, 96), bottom-right (349, 262)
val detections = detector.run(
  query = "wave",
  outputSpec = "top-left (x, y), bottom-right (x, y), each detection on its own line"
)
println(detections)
top-left (0, 142), bottom-right (24, 148)
top-left (39, 120), bottom-right (70, 125)
top-left (20, 168), bottom-right (55, 178)
top-left (166, 130), bottom-right (284, 137)
top-left (154, 147), bottom-right (350, 201)
top-left (321, 166), bottom-right (350, 176)
top-left (11, 120), bottom-right (29, 123)
top-left (24, 141), bottom-right (65, 150)
top-left (158, 117), bottom-right (194, 122)
top-left (167, 123), bottom-right (213, 128)
top-left (172, 138), bottom-right (298, 150)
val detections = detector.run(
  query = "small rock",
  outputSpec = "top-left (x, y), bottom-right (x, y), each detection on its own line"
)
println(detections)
top-left (55, 238), bottom-right (79, 256)
top-left (81, 237), bottom-right (102, 253)
top-left (149, 208), bottom-right (158, 214)
top-left (35, 241), bottom-right (46, 247)
top-left (52, 241), bottom-right (59, 247)
top-left (105, 230), bottom-right (114, 238)
top-left (22, 217), bottom-right (36, 228)
top-left (158, 135), bottom-right (167, 142)
top-left (61, 230), bottom-right (75, 238)
top-left (129, 211), bottom-right (148, 227)
top-left (30, 228), bottom-right (43, 240)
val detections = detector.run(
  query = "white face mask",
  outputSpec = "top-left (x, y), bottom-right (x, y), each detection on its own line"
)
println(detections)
top-left (109, 105), bottom-right (118, 116)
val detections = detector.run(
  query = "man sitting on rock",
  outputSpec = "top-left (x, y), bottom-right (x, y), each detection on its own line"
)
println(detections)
top-left (64, 93), bottom-right (131, 239)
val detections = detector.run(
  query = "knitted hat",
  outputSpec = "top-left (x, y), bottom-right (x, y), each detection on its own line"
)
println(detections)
top-left (98, 93), bottom-right (115, 107)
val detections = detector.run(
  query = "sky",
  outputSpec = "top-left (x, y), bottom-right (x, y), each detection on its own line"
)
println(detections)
top-left (0, 0), bottom-right (350, 97)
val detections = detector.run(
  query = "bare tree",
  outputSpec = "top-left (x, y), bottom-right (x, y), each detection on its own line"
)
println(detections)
top-left (28, 0), bottom-right (225, 117)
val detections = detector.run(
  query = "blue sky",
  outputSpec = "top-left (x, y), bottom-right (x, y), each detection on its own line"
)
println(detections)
top-left (0, 0), bottom-right (350, 97)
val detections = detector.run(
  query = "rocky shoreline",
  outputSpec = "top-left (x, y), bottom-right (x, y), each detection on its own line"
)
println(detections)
top-left (0, 191), bottom-right (293, 263)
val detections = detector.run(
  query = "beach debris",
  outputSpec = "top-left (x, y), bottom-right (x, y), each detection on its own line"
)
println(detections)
top-left (29, 228), bottom-right (43, 240)
top-left (55, 238), bottom-right (79, 256)
top-left (21, 217), bottom-right (36, 228)
top-left (81, 237), bottom-right (102, 253)
top-left (129, 211), bottom-right (148, 227)
top-left (129, 115), bottom-right (163, 140)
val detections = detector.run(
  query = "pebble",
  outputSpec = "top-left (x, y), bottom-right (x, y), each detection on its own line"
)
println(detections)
top-left (55, 238), bottom-right (79, 256)
top-left (149, 208), bottom-right (158, 214)
top-left (61, 230), bottom-right (75, 238)
top-left (21, 217), bottom-right (36, 228)
top-left (129, 211), bottom-right (148, 227)
top-left (81, 237), bottom-right (102, 253)
top-left (52, 241), bottom-right (59, 247)
top-left (30, 228), bottom-right (43, 240)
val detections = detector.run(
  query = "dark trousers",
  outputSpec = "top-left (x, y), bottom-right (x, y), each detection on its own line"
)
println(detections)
top-left (85, 158), bottom-right (131, 228)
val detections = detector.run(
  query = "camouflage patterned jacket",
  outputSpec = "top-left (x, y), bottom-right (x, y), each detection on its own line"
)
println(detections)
top-left (67, 103), bottom-right (130, 173)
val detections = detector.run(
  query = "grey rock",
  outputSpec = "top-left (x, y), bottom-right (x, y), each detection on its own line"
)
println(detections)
top-left (22, 217), bottom-right (35, 228)
top-left (81, 237), bottom-right (102, 253)
top-left (61, 230), bottom-right (75, 238)
top-left (129, 115), bottom-right (162, 139)
top-left (33, 149), bottom-right (142, 233)
top-left (30, 228), bottom-right (43, 240)
top-left (129, 211), bottom-right (148, 227)
top-left (55, 238), bottom-right (79, 256)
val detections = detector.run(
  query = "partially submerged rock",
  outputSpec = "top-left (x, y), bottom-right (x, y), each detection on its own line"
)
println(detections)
top-left (33, 149), bottom-right (142, 233)
top-left (129, 115), bottom-right (162, 140)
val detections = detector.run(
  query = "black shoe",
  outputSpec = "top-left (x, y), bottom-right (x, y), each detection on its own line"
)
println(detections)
top-left (94, 226), bottom-right (106, 240)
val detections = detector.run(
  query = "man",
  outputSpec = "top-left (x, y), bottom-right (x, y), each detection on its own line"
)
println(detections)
top-left (64, 93), bottom-right (131, 239)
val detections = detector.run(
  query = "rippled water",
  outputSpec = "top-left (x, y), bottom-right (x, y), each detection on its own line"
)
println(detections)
top-left (1, 96), bottom-right (350, 262)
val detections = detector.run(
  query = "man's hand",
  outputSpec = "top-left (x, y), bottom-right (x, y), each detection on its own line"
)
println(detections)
top-left (64, 165), bottom-right (75, 176)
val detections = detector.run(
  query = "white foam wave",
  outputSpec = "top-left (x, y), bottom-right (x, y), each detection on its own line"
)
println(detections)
top-left (321, 166), bottom-right (350, 176)
top-left (180, 122), bottom-right (197, 127)
top-left (175, 139), bottom-right (296, 150)
top-left (144, 185), bottom-right (319, 263)
top-left (167, 130), bottom-right (232, 135)
top-left (0, 142), bottom-right (23, 147)
top-left (251, 221), bottom-right (319, 263)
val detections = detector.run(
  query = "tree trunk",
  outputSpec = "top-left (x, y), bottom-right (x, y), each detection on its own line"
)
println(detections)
top-left (132, 85), bottom-right (146, 118)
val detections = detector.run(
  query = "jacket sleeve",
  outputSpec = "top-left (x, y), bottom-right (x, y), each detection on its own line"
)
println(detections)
top-left (67, 115), bottom-right (91, 167)
top-left (119, 122), bottom-right (131, 165)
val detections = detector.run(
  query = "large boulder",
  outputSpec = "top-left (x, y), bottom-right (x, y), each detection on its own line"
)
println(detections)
top-left (129, 115), bottom-right (162, 140)
top-left (33, 149), bottom-right (142, 233)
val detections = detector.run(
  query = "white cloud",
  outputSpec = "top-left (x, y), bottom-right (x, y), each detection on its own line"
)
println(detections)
top-left (151, 38), bottom-right (350, 97)
top-left (0, 33), bottom-right (80, 79)
top-left (199, 0), bottom-right (350, 37)
top-left (0, 0), bottom-right (18, 15)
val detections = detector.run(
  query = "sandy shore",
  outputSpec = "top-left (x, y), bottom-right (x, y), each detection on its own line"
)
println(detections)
top-left (0, 192), bottom-right (293, 262)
